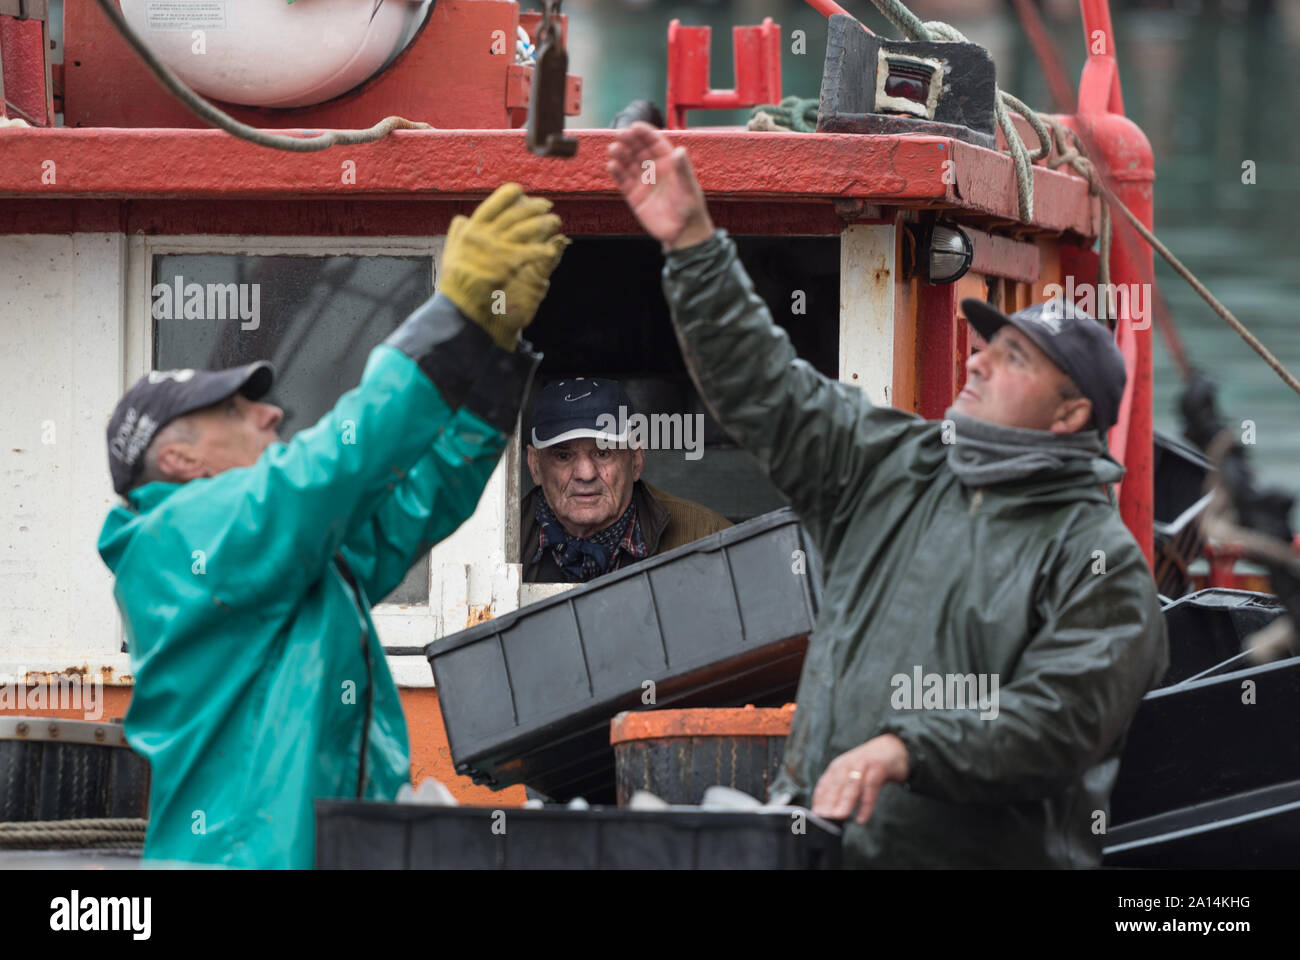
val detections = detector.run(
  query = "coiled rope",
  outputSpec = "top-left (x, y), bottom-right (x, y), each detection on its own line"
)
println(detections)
top-left (0, 818), bottom-right (147, 850)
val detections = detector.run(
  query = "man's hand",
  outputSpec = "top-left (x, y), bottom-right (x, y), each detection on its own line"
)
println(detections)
top-left (438, 182), bottom-right (569, 351)
top-left (607, 122), bottom-right (716, 253)
top-left (811, 734), bottom-right (910, 825)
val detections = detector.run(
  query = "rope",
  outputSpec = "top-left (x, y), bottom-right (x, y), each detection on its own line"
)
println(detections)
top-left (1042, 116), bottom-right (1112, 323)
top-left (1042, 116), bottom-right (1300, 395)
top-left (0, 818), bottom-right (147, 850)
top-left (864, 0), bottom-right (1300, 400)
top-left (93, 0), bottom-right (432, 152)
top-left (1103, 177), bottom-right (1300, 396)
top-left (748, 96), bottom-right (820, 133)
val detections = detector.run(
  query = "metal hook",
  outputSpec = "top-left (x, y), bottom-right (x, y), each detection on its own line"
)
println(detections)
top-left (526, 0), bottom-right (578, 157)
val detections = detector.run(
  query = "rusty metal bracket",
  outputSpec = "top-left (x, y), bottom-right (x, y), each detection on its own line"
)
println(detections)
top-left (526, 0), bottom-right (577, 157)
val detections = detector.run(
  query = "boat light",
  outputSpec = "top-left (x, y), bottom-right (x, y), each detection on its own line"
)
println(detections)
top-left (928, 222), bottom-right (974, 285)
top-left (884, 60), bottom-right (934, 106)
top-left (875, 52), bottom-right (945, 120)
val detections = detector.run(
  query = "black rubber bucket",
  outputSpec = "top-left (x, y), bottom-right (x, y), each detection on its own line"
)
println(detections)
top-left (609, 706), bottom-right (794, 806)
top-left (0, 717), bottom-right (151, 821)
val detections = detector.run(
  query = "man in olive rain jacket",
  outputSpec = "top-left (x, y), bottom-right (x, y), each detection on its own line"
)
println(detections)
top-left (607, 123), bottom-right (1168, 867)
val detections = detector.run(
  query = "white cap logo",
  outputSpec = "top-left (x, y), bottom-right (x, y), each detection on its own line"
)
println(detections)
top-left (1028, 304), bottom-right (1064, 336)
top-left (147, 368), bottom-right (195, 384)
top-left (109, 406), bottom-right (160, 467)
top-left (561, 378), bottom-right (596, 403)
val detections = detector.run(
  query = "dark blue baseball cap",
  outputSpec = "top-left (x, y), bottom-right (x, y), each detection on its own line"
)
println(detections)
top-left (962, 297), bottom-right (1127, 431)
top-left (529, 377), bottom-right (636, 449)
top-left (106, 361), bottom-right (274, 495)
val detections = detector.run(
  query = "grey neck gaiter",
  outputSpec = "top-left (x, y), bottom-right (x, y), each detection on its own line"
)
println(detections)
top-left (943, 407), bottom-right (1107, 487)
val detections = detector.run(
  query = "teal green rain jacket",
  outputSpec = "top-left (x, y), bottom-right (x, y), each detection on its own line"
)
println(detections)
top-left (97, 295), bottom-right (538, 869)
top-left (661, 231), bottom-right (1168, 867)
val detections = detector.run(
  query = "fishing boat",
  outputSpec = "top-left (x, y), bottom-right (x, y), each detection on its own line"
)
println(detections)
top-left (1, 0), bottom-right (1295, 868)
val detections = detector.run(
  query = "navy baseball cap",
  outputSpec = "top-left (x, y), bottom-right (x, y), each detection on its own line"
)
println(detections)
top-left (529, 377), bottom-right (635, 449)
top-left (106, 361), bottom-right (274, 495)
top-left (962, 297), bottom-right (1127, 431)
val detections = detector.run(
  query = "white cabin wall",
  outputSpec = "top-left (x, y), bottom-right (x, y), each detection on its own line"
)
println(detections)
top-left (0, 233), bottom-right (131, 683)
top-left (839, 221), bottom-right (898, 405)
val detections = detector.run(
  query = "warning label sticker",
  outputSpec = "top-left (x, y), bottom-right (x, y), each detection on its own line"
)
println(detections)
top-left (145, 1), bottom-right (228, 31)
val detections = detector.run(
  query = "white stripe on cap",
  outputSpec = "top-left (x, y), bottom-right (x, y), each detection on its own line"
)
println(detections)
top-left (530, 426), bottom-right (630, 449)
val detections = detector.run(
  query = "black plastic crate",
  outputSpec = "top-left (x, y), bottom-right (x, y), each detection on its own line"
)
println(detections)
top-left (425, 508), bottom-right (821, 802)
top-left (1159, 588), bottom-right (1287, 687)
top-left (1111, 654), bottom-right (1300, 826)
top-left (315, 800), bottom-right (841, 869)
top-left (1104, 779), bottom-right (1300, 868)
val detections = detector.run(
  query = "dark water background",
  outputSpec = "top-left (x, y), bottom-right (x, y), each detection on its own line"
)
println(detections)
top-left (565, 0), bottom-right (1299, 490)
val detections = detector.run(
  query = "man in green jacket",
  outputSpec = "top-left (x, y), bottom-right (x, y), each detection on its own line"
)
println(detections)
top-left (98, 184), bottom-right (566, 869)
top-left (607, 123), bottom-right (1168, 867)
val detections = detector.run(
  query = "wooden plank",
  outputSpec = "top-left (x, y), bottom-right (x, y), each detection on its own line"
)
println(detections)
top-left (964, 224), bottom-right (1041, 283)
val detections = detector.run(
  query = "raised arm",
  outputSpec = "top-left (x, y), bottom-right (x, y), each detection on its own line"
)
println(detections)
top-left (151, 184), bottom-right (565, 612)
top-left (339, 346), bottom-right (539, 605)
top-left (607, 123), bottom-right (927, 545)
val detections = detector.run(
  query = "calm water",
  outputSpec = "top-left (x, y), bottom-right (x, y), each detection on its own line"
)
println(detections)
top-left (565, 0), bottom-right (1300, 490)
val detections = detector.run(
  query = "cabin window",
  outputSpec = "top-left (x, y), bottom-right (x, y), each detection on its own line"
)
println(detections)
top-left (149, 251), bottom-right (435, 605)
top-left (518, 235), bottom-right (839, 578)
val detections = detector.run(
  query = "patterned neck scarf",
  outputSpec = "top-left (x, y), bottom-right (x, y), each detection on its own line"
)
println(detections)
top-left (532, 490), bottom-right (646, 582)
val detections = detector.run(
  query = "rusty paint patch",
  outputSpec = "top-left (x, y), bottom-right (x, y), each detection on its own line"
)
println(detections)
top-left (610, 704), bottom-right (797, 743)
top-left (466, 604), bottom-right (494, 626)
top-left (18, 665), bottom-right (131, 686)
top-left (24, 664), bottom-right (89, 683)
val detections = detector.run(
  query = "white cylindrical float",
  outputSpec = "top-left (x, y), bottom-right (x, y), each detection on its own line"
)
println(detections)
top-left (119, 0), bottom-right (433, 108)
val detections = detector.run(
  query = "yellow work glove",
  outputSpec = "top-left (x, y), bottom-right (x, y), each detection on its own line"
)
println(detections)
top-left (438, 182), bottom-right (570, 351)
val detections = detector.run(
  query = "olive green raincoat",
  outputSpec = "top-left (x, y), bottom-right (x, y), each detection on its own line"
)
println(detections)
top-left (661, 230), bottom-right (1168, 867)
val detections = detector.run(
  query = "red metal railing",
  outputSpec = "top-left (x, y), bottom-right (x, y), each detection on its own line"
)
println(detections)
top-left (665, 17), bottom-right (783, 130)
